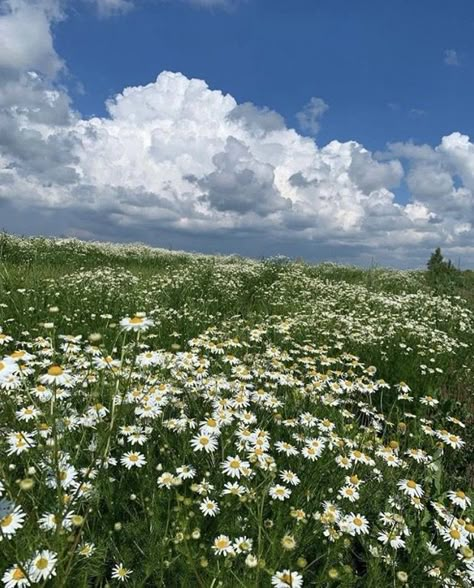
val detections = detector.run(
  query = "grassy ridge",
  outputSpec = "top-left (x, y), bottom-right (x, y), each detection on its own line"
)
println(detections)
top-left (0, 234), bottom-right (473, 587)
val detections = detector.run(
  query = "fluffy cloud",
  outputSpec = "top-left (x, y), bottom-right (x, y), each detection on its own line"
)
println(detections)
top-left (0, 0), bottom-right (63, 77)
top-left (296, 97), bottom-right (329, 135)
top-left (91, 0), bottom-right (134, 17)
top-left (444, 49), bottom-right (459, 66)
top-left (1, 2), bottom-right (474, 266)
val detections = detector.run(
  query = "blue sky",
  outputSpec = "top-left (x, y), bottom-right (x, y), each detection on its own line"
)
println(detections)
top-left (1, 0), bottom-right (474, 267)
top-left (57, 0), bottom-right (474, 151)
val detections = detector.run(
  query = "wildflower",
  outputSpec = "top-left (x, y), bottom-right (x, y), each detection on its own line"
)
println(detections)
top-left (120, 452), bottom-right (146, 469)
top-left (199, 499), bottom-right (220, 517)
top-left (0, 505), bottom-right (26, 539)
top-left (39, 365), bottom-right (74, 387)
top-left (377, 531), bottom-right (406, 549)
top-left (234, 536), bottom-right (253, 553)
top-left (345, 513), bottom-right (370, 535)
top-left (271, 569), bottom-right (304, 587)
top-left (28, 550), bottom-right (57, 582)
top-left (111, 563), bottom-right (133, 582)
top-left (397, 479), bottom-right (424, 499)
top-left (120, 315), bottom-right (154, 332)
top-left (269, 485), bottom-right (291, 501)
top-left (221, 455), bottom-right (250, 479)
top-left (245, 554), bottom-right (258, 568)
top-left (190, 433), bottom-right (219, 453)
top-left (157, 472), bottom-right (176, 489)
top-left (440, 524), bottom-right (469, 549)
top-left (1, 564), bottom-right (29, 588)
top-left (212, 534), bottom-right (234, 556)
top-left (280, 470), bottom-right (301, 486)
top-left (338, 485), bottom-right (360, 502)
top-left (447, 490), bottom-right (471, 510)
top-left (281, 535), bottom-right (296, 551)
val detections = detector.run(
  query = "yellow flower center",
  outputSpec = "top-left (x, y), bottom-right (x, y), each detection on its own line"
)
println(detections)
top-left (48, 365), bottom-right (63, 376)
top-left (354, 517), bottom-right (363, 526)
top-left (350, 475), bottom-right (359, 485)
top-left (0, 362), bottom-right (5, 370)
top-left (207, 418), bottom-right (217, 427)
top-left (1, 514), bottom-right (13, 527)
top-left (216, 539), bottom-right (229, 549)
top-left (13, 569), bottom-right (25, 580)
top-left (129, 454), bottom-right (139, 462)
top-left (450, 529), bottom-right (461, 540)
top-left (406, 480), bottom-right (417, 489)
top-left (130, 317), bottom-right (144, 324)
top-left (353, 450), bottom-right (362, 458)
top-left (346, 488), bottom-right (354, 495)
top-left (200, 437), bottom-right (209, 445)
top-left (281, 573), bottom-right (292, 583)
top-left (229, 460), bottom-right (240, 469)
top-left (36, 558), bottom-right (49, 570)
top-left (456, 491), bottom-right (466, 499)
top-left (465, 524), bottom-right (474, 533)
top-left (11, 351), bottom-right (25, 358)
top-left (449, 435), bottom-right (459, 443)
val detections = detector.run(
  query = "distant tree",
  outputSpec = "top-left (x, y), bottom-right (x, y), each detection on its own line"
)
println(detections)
top-left (426, 247), bottom-right (460, 292)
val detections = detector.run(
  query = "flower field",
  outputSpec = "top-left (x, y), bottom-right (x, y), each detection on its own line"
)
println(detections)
top-left (0, 234), bottom-right (473, 587)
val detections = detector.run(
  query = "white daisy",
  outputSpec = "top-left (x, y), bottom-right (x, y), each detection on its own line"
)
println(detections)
top-left (120, 451), bottom-right (146, 469)
top-left (28, 550), bottom-right (57, 582)
top-left (271, 569), bottom-right (304, 587)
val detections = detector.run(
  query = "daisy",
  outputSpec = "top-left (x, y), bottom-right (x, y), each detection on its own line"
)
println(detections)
top-left (275, 441), bottom-right (299, 456)
top-left (78, 543), bottom-right (96, 558)
top-left (271, 569), bottom-right (304, 588)
top-left (269, 485), bottom-right (291, 501)
top-left (6, 432), bottom-right (36, 455)
top-left (120, 452), bottom-right (146, 469)
top-left (15, 406), bottom-right (41, 422)
top-left (448, 490), bottom-right (471, 510)
top-left (176, 465), bottom-right (196, 480)
top-left (346, 513), bottom-right (370, 535)
top-left (111, 563), bottom-right (133, 582)
top-left (212, 534), bottom-right (234, 556)
top-left (190, 433), bottom-right (219, 453)
top-left (120, 315), bottom-right (154, 332)
top-left (280, 470), bottom-right (301, 486)
top-left (221, 455), bottom-right (250, 479)
top-left (0, 505), bottom-right (26, 540)
top-left (233, 536), bottom-right (253, 553)
top-left (157, 472), bottom-right (176, 489)
top-left (377, 531), bottom-right (406, 549)
top-left (28, 550), bottom-right (57, 582)
top-left (440, 524), bottom-right (469, 549)
top-left (397, 479), bottom-right (424, 499)
top-left (335, 455), bottom-right (352, 470)
top-left (39, 365), bottom-right (74, 387)
top-left (221, 482), bottom-right (246, 497)
top-left (1, 564), bottom-right (29, 588)
top-left (0, 357), bottom-right (18, 381)
top-left (338, 485), bottom-right (360, 503)
top-left (199, 499), bottom-right (220, 517)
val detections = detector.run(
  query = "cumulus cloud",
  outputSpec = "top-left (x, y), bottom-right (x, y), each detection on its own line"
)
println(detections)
top-left (296, 97), bottom-right (329, 135)
top-left (1, 2), bottom-right (474, 267)
top-left (87, 0), bottom-right (134, 17)
top-left (0, 0), bottom-right (64, 77)
top-left (444, 49), bottom-right (459, 66)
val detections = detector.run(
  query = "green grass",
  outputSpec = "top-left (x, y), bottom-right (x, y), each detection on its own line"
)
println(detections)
top-left (0, 233), bottom-right (473, 587)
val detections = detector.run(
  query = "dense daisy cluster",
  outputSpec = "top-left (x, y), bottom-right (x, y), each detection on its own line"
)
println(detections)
top-left (0, 235), bottom-right (472, 586)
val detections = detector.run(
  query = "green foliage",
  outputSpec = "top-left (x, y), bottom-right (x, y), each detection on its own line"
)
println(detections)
top-left (0, 234), bottom-right (472, 587)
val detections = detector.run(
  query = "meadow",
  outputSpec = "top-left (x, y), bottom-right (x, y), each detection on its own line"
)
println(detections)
top-left (0, 233), bottom-right (473, 587)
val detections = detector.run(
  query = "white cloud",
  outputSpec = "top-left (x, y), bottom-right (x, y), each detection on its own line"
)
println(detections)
top-left (0, 0), bottom-right (64, 77)
top-left (90, 0), bottom-right (134, 17)
top-left (296, 97), bottom-right (329, 135)
top-left (0, 2), bottom-right (474, 266)
top-left (444, 49), bottom-right (459, 66)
